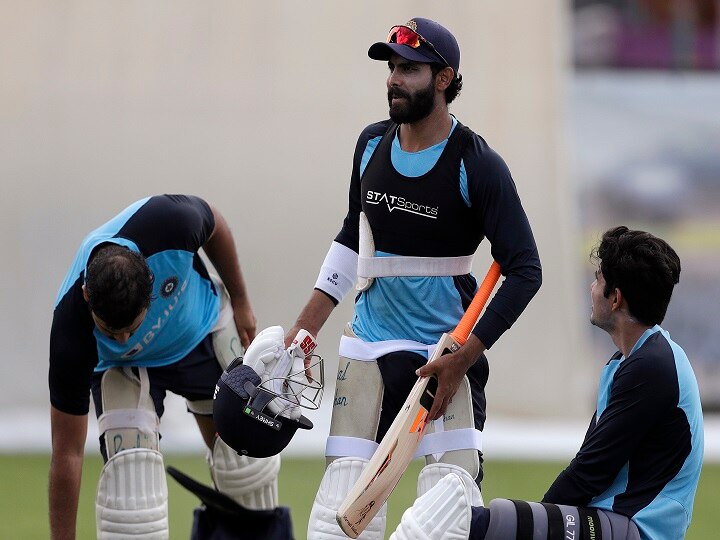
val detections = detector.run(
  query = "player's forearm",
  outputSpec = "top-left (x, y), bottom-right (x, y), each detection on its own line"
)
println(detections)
top-left (293, 289), bottom-right (336, 338)
top-left (203, 207), bottom-right (251, 306)
top-left (542, 468), bottom-right (594, 507)
top-left (472, 266), bottom-right (541, 349)
top-left (458, 334), bottom-right (486, 365)
top-left (49, 453), bottom-right (83, 540)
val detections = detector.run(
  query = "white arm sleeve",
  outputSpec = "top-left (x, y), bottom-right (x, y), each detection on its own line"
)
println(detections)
top-left (313, 241), bottom-right (358, 304)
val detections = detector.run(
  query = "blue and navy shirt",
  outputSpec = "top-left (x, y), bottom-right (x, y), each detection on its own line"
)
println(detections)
top-left (334, 117), bottom-right (541, 349)
top-left (544, 326), bottom-right (704, 540)
top-left (49, 195), bottom-right (220, 415)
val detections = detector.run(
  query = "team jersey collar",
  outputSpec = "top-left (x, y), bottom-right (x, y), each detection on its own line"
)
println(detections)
top-left (626, 324), bottom-right (662, 358)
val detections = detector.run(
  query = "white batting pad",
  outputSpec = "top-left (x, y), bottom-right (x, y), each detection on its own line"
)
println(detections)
top-left (390, 473), bottom-right (472, 540)
top-left (417, 462), bottom-right (483, 507)
top-left (96, 448), bottom-right (168, 539)
top-left (209, 436), bottom-right (280, 510)
top-left (307, 457), bottom-right (387, 540)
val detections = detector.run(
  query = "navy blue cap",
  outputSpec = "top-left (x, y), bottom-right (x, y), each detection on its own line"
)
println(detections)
top-left (368, 18), bottom-right (460, 75)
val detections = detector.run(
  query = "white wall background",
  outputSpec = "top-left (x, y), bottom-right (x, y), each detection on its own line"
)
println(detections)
top-left (1, 1), bottom-right (600, 455)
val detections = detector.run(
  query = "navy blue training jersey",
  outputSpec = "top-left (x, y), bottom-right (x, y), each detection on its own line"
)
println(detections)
top-left (334, 117), bottom-right (541, 348)
top-left (49, 195), bottom-right (220, 415)
top-left (543, 326), bottom-right (704, 540)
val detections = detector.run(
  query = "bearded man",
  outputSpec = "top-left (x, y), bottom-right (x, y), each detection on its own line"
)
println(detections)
top-left (285, 17), bottom-right (542, 539)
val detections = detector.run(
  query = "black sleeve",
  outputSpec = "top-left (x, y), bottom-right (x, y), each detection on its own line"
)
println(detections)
top-left (118, 194), bottom-right (216, 256)
top-left (542, 355), bottom-right (673, 505)
top-left (334, 121), bottom-right (392, 251)
top-left (465, 140), bottom-right (542, 348)
top-left (49, 280), bottom-right (98, 415)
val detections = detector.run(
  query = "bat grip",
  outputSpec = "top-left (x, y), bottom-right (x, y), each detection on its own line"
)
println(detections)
top-left (451, 261), bottom-right (501, 345)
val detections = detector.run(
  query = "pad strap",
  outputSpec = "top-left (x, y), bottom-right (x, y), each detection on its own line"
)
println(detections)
top-left (325, 429), bottom-right (482, 460)
top-left (97, 409), bottom-right (159, 435)
top-left (326, 436), bottom-right (379, 460)
top-left (417, 429), bottom-right (482, 456)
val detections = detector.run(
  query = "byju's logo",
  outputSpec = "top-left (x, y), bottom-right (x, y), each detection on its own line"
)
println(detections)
top-left (365, 191), bottom-right (438, 219)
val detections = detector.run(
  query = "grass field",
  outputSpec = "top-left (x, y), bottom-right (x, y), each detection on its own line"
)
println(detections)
top-left (2, 454), bottom-right (716, 539)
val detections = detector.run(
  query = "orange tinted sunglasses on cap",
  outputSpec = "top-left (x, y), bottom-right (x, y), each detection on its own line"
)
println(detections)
top-left (386, 25), bottom-right (450, 68)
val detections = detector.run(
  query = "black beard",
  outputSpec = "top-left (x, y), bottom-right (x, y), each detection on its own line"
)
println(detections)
top-left (387, 80), bottom-right (435, 124)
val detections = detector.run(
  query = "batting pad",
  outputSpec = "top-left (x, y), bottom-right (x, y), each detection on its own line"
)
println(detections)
top-left (417, 463), bottom-right (483, 507)
top-left (307, 457), bottom-right (387, 540)
top-left (422, 375), bottom-right (481, 479)
top-left (390, 472), bottom-right (472, 540)
top-left (209, 436), bottom-right (280, 511)
top-left (96, 448), bottom-right (168, 539)
top-left (326, 324), bottom-right (384, 462)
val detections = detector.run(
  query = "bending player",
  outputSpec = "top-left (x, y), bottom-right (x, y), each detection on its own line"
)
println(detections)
top-left (285, 17), bottom-right (542, 540)
top-left (49, 195), bottom-right (282, 539)
top-left (389, 227), bottom-right (704, 540)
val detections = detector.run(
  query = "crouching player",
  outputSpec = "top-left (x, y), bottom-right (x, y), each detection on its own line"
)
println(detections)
top-left (48, 195), bottom-right (284, 539)
top-left (389, 227), bottom-right (704, 540)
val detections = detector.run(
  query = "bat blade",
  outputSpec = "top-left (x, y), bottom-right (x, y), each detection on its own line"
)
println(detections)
top-left (336, 332), bottom-right (460, 537)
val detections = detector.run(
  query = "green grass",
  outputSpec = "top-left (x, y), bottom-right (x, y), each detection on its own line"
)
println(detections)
top-left (2, 453), bottom-right (717, 539)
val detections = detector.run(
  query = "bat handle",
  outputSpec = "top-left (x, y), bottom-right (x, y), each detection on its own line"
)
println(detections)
top-left (451, 261), bottom-right (501, 344)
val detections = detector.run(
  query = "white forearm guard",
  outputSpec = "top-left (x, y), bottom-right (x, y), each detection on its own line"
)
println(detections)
top-left (314, 241), bottom-right (358, 303)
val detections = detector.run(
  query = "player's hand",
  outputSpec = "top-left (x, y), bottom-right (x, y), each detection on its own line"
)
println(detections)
top-left (231, 297), bottom-right (257, 349)
top-left (416, 335), bottom-right (485, 420)
top-left (284, 325), bottom-right (317, 380)
top-left (284, 325), bottom-right (302, 350)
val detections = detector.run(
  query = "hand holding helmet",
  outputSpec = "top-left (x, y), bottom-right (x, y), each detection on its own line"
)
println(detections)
top-left (213, 326), bottom-right (324, 458)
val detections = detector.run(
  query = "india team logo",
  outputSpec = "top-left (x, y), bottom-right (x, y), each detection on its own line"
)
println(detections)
top-left (160, 276), bottom-right (179, 298)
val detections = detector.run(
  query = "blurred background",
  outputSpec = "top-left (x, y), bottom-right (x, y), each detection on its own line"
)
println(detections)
top-left (0, 0), bottom-right (718, 536)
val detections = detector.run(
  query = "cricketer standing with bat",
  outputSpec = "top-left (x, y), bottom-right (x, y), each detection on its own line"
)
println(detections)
top-left (283, 17), bottom-right (542, 539)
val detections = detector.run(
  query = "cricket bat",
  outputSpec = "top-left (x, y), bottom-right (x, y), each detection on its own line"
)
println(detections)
top-left (336, 261), bottom-right (502, 538)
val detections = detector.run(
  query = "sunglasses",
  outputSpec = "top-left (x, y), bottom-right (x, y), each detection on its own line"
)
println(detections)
top-left (386, 25), bottom-right (451, 69)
